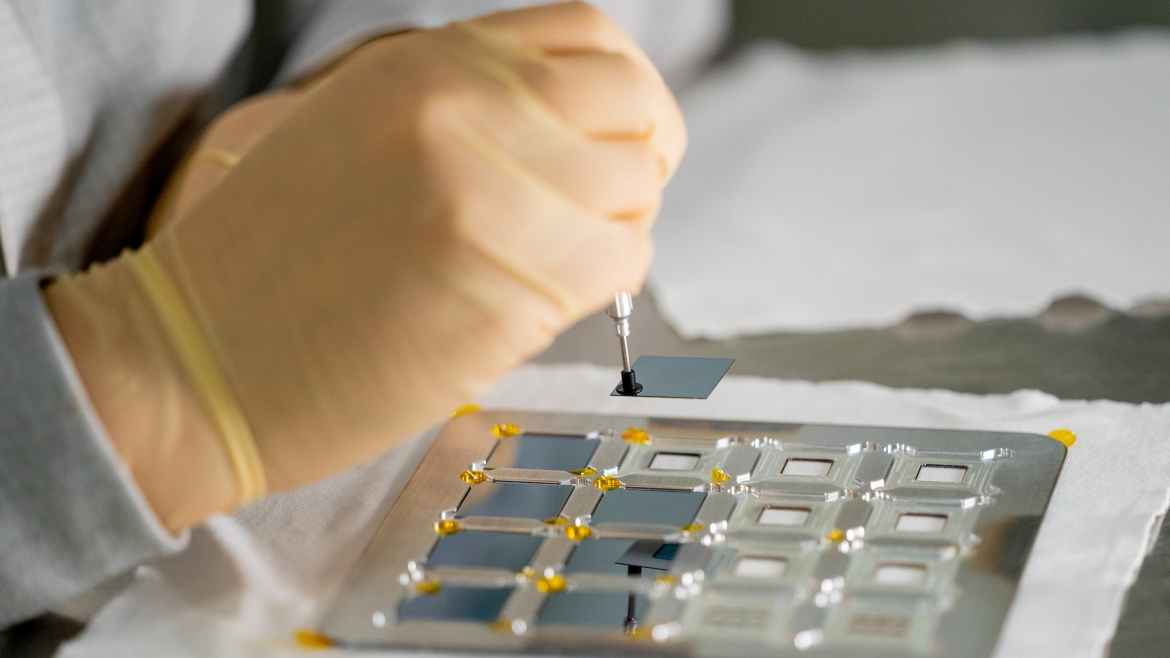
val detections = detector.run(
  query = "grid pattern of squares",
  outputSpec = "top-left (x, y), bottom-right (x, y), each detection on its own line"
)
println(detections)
top-left (387, 425), bottom-right (1017, 655)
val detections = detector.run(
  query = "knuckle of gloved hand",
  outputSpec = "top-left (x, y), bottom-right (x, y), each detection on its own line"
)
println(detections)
top-left (558, 1), bottom-right (625, 50)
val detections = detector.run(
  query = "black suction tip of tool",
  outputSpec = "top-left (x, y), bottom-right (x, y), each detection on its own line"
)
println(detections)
top-left (617, 369), bottom-right (642, 396)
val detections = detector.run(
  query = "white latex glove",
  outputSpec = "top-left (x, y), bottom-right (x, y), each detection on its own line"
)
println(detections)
top-left (43, 2), bottom-right (686, 531)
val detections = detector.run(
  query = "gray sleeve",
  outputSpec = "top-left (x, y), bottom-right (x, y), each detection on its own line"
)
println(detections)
top-left (0, 270), bottom-right (186, 629)
top-left (275, 0), bottom-right (558, 83)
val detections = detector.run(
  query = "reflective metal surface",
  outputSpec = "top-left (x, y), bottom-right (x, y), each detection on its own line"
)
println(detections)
top-left (320, 411), bottom-right (1066, 657)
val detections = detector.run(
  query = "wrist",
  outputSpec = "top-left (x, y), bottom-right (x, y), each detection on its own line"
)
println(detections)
top-left (42, 257), bottom-right (240, 532)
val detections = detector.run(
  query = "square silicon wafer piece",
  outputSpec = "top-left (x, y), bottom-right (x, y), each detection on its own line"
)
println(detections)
top-left (610, 356), bottom-right (734, 398)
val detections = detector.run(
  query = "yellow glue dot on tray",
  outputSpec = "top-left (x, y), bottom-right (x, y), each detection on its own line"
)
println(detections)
top-left (544, 516), bottom-right (569, 526)
top-left (451, 404), bottom-right (481, 417)
top-left (519, 566), bottom-right (537, 579)
top-left (681, 523), bottom-right (705, 533)
top-left (593, 475), bottom-right (624, 491)
top-left (570, 467), bottom-right (597, 476)
top-left (1048, 429), bottom-right (1077, 448)
top-left (460, 469), bottom-right (488, 485)
top-left (622, 427), bottom-right (651, 444)
top-left (415, 581), bottom-right (441, 595)
top-left (536, 574), bottom-right (567, 593)
top-left (295, 629), bottom-right (333, 649)
top-left (565, 525), bottom-right (593, 541)
top-left (711, 467), bottom-right (731, 484)
top-left (492, 423), bottom-right (523, 438)
top-left (434, 519), bottom-right (462, 535)
top-left (826, 528), bottom-right (844, 542)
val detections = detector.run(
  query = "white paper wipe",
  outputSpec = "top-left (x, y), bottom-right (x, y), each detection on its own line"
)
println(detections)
top-left (58, 364), bottom-right (1170, 658)
top-left (650, 32), bottom-right (1170, 338)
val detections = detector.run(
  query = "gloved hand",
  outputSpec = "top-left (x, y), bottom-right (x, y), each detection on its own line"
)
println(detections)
top-left (43, 1), bottom-right (686, 531)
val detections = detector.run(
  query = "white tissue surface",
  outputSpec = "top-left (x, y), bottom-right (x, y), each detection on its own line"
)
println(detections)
top-left (651, 32), bottom-right (1170, 338)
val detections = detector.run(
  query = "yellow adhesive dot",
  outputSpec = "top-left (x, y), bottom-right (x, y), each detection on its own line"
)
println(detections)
top-left (654, 574), bottom-right (678, 586)
top-left (543, 516), bottom-right (569, 526)
top-left (415, 581), bottom-right (441, 595)
top-left (711, 467), bottom-right (731, 484)
top-left (492, 423), bottom-right (523, 438)
top-left (593, 475), bottom-right (624, 491)
top-left (451, 404), bottom-right (481, 417)
top-left (434, 519), bottom-right (462, 536)
top-left (570, 466), bottom-right (597, 476)
top-left (488, 620), bottom-right (514, 633)
top-left (565, 525), bottom-right (593, 541)
top-left (295, 629), bottom-right (333, 649)
top-left (536, 574), bottom-right (567, 593)
top-left (627, 626), bottom-right (652, 641)
top-left (1048, 428), bottom-right (1077, 448)
top-left (460, 469), bottom-right (488, 485)
top-left (622, 427), bottom-right (651, 444)
top-left (519, 566), bottom-right (537, 579)
top-left (681, 523), bottom-right (705, 533)
top-left (826, 528), bottom-right (844, 542)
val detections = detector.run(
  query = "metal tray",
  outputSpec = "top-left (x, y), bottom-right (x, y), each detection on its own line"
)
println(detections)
top-left (319, 411), bottom-right (1066, 657)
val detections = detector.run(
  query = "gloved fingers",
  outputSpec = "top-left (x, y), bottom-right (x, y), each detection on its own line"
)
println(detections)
top-left (515, 51), bottom-right (657, 140)
top-left (465, 2), bottom-right (687, 179)
top-left (460, 96), bottom-right (665, 218)
top-left (428, 102), bottom-right (655, 319)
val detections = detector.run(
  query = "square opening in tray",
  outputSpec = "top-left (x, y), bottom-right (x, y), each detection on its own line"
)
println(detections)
top-left (456, 482), bottom-right (574, 520)
top-left (486, 435), bottom-right (598, 472)
top-left (916, 464), bottom-right (968, 483)
top-left (427, 531), bottom-right (545, 572)
top-left (397, 586), bottom-right (512, 623)
top-left (649, 452), bottom-right (701, 471)
top-left (895, 513), bottom-right (947, 534)
top-left (781, 458), bottom-right (833, 477)
top-left (873, 563), bottom-right (928, 587)
top-left (590, 488), bottom-right (706, 527)
top-left (757, 506), bottom-right (811, 527)
top-left (538, 590), bottom-right (649, 629)
top-left (733, 556), bottom-right (787, 578)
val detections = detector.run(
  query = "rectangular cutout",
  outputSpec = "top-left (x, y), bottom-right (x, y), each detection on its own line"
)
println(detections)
top-left (733, 556), bottom-right (787, 578)
top-left (895, 513), bottom-right (947, 534)
top-left (849, 614), bottom-right (911, 638)
top-left (757, 506), bottom-right (811, 527)
top-left (916, 464), bottom-right (968, 483)
top-left (781, 458), bottom-right (833, 477)
top-left (873, 563), bottom-right (928, 587)
top-left (649, 452), bottom-right (701, 471)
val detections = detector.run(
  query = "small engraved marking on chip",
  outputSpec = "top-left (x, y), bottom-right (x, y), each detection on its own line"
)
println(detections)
top-left (757, 506), bottom-right (811, 527)
top-left (733, 556), bottom-right (787, 578)
top-left (849, 614), bottom-right (911, 638)
top-left (649, 452), bottom-right (701, 471)
top-left (781, 458), bottom-right (833, 477)
top-left (873, 563), bottom-right (928, 587)
top-left (895, 513), bottom-right (947, 534)
top-left (916, 464), bottom-right (968, 483)
top-left (702, 606), bottom-right (769, 630)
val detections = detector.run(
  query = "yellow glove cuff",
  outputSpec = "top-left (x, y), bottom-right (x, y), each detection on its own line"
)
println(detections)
top-left (125, 245), bottom-right (266, 503)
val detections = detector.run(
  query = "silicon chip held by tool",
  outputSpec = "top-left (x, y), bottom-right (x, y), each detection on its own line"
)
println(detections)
top-left (610, 356), bottom-right (734, 399)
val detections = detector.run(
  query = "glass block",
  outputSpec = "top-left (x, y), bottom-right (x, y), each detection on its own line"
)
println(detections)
top-left (397, 586), bottom-right (512, 623)
top-left (537, 591), bottom-right (649, 629)
top-left (427, 531), bottom-right (544, 572)
top-left (916, 464), bottom-right (968, 483)
top-left (895, 513), bottom-right (948, 534)
top-left (457, 482), bottom-right (574, 520)
top-left (486, 435), bottom-right (598, 472)
top-left (734, 556), bottom-right (787, 579)
top-left (649, 452), bottom-right (701, 471)
top-left (590, 489), bottom-right (706, 527)
top-left (758, 506), bottom-right (811, 527)
top-left (610, 356), bottom-right (734, 399)
top-left (781, 458), bottom-right (834, 477)
top-left (873, 564), bottom-right (928, 587)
